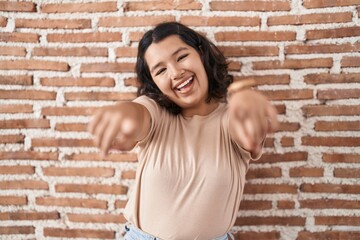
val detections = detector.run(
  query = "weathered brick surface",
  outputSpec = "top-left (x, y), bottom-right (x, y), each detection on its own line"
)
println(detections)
top-left (1, 1), bottom-right (359, 239)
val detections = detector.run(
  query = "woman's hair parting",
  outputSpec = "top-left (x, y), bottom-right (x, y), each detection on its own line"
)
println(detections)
top-left (136, 21), bottom-right (233, 115)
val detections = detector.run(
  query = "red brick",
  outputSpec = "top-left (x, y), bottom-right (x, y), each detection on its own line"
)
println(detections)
top-left (0, 180), bottom-right (48, 190)
top-left (0, 46), bottom-right (26, 56)
top-left (0, 226), bottom-right (35, 234)
top-left (42, 106), bottom-right (97, 116)
top-left (228, 61), bottom-right (241, 71)
top-left (334, 168), bottom-right (360, 178)
top-left (342, 56), bottom-right (360, 67)
top-left (47, 32), bottom-right (121, 43)
top-left (302, 137), bottom-right (360, 146)
top-left (253, 58), bottom-right (332, 70)
top-left (33, 47), bottom-right (108, 57)
top-left (0, 75), bottom-right (32, 85)
top-left (130, 31), bottom-right (145, 42)
top-left (280, 137), bottom-right (294, 147)
top-left (31, 138), bottom-right (94, 147)
top-left (115, 47), bottom-right (137, 58)
top-left (0, 196), bottom-right (27, 206)
top-left (210, 1), bottom-right (290, 11)
top-left (0, 151), bottom-right (58, 161)
top-left (65, 92), bottom-right (136, 101)
top-left (277, 200), bottom-right (295, 209)
top-left (286, 43), bottom-right (360, 54)
top-left (0, 119), bottom-right (50, 129)
top-left (244, 184), bottom-right (297, 194)
top-left (55, 183), bottom-right (127, 195)
top-left (0, 90), bottom-right (56, 100)
top-left (268, 12), bottom-right (352, 25)
top-left (307, 26), bottom-right (360, 40)
top-left (16, 19), bottom-right (91, 29)
top-left (236, 216), bottom-right (305, 226)
top-left (65, 153), bottom-right (137, 162)
top-left (318, 89), bottom-right (360, 100)
top-left (80, 62), bottom-right (134, 73)
top-left (0, 211), bottom-right (59, 220)
top-left (0, 16), bottom-right (6, 27)
top-left (124, 77), bottom-right (140, 87)
top-left (125, 0), bottom-right (201, 11)
top-left (300, 199), bottom-right (360, 209)
top-left (277, 122), bottom-right (300, 131)
top-left (297, 231), bottom-right (360, 240)
top-left (44, 228), bottom-right (115, 239)
top-left (98, 16), bottom-right (175, 27)
top-left (265, 138), bottom-right (275, 148)
top-left (0, 33), bottom-right (39, 43)
top-left (303, 0), bottom-right (360, 8)
top-left (239, 200), bottom-right (272, 210)
top-left (55, 123), bottom-right (87, 132)
top-left (315, 121), bottom-right (360, 131)
top-left (40, 77), bottom-right (114, 87)
top-left (315, 216), bottom-right (360, 226)
top-left (302, 105), bottom-right (360, 116)
top-left (0, 2), bottom-right (36, 12)
top-left (0, 135), bottom-right (24, 144)
top-left (246, 167), bottom-right (282, 179)
top-left (121, 170), bottom-right (136, 179)
top-left (234, 75), bottom-right (290, 85)
top-left (215, 31), bottom-right (296, 42)
top-left (0, 60), bottom-right (69, 71)
top-left (235, 231), bottom-right (280, 240)
top-left (41, 2), bottom-right (117, 13)
top-left (36, 197), bottom-right (107, 209)
top-left (289, 167), bottom-right (324, 177)
top-left (219, 46), bottom-right (278, 57)
top-left (115, 200), bottom-right (127, 209)
top-left (180, 16), bottom-right (259, 26)
top-left (43, 167), bottom-right (114, 177)
top-left (323, 153), bottom-right (359, 163)
top-left (67, 213), bottom-right (126, 223)
top-left (0, 166), bottom-right (35, 175)
top-left (261, 89), bottom-right (313, 100)
top-left (256, 152), bottom-right (308, 164)
top-left (304, 73), bottom-right (360, 84)
top-left (300, 183), bottom-right (360, 194)
top-left (0, 104), bottom-right (33, 113)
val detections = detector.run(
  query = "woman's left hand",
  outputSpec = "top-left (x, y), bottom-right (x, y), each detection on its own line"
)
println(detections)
top-left (228, 89), bottom-right (279, 158)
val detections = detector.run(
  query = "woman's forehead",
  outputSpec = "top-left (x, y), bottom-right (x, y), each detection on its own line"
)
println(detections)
top-left (144, 35), bottom-right (191, 64)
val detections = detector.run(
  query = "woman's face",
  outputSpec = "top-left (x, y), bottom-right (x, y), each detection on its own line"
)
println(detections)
top-left (144, 35), bottom-right (212, 116)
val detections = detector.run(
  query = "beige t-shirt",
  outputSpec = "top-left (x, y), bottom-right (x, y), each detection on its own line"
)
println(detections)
top-left (124, 96), bottom-right (258, 240)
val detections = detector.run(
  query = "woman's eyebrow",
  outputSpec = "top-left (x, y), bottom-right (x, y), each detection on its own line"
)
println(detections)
top-left (150, 47), bottom-right (188, 73)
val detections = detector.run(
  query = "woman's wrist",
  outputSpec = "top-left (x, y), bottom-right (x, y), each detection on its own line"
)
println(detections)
top-left (227, 79), bottom-right (256, 98)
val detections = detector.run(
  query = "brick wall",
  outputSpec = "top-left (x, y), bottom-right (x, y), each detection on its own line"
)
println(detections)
top-left (0, 0), bottom-right (359, 239)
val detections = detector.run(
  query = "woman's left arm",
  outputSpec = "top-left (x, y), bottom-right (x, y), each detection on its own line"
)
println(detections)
top-left (228, 89), bottom-right (279, 159)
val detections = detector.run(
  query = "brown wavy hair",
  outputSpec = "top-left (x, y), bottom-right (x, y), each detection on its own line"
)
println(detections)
top-left (136, 22), bottom-right (233, 115)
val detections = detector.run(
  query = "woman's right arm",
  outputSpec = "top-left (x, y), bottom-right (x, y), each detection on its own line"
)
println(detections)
top-left (88, 102), bottom-right (151, 156)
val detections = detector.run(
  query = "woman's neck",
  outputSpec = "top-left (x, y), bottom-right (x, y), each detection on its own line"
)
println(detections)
top-left (181, 100), bottom-right (220, 118)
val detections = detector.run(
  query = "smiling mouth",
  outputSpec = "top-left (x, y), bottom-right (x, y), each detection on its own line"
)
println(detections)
top-left (175, 76), bottom-right (194, 92)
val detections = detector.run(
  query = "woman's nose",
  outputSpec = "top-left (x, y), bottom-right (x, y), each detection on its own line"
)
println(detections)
top-left (169, 65), bottom-right (185, 80)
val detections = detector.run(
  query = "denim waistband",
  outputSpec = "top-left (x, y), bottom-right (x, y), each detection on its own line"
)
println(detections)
top-left (123, 224), bottom-right (235, 240)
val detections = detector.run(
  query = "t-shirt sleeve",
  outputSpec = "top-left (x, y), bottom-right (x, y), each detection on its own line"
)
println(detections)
top-left (132, 95), bottom-right (162, 147)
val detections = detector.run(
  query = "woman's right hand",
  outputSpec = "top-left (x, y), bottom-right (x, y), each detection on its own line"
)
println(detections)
top-left (88, 102), bottom-right (150, 157)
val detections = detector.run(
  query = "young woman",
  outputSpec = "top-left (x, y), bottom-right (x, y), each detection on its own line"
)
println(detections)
top-left (88, 22), bottom-right (278, 240)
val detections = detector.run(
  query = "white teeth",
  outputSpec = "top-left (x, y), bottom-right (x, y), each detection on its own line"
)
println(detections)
top-left (176, 77), bottom-right (193, 90)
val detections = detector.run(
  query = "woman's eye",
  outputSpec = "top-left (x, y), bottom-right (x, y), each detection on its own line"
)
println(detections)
top-left (155, 68), bottom-right (166, 76)
top-left (177, 54), bottom-right (188, 61)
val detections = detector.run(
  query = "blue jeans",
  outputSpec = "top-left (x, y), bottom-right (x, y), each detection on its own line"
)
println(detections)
top-left (123, 224), bottom-right (235, 240)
